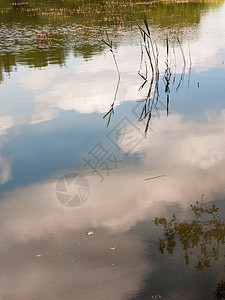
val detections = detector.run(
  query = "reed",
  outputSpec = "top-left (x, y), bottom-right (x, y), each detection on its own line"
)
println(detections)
top-left (138, 15), bottom-right (191, 135)
top-left (102, 29), bottom-right (121, 126)
top-left (103, 16), bottom-right (191, 135)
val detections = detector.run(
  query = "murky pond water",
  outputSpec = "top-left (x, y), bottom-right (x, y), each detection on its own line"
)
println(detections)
top-left (0, 1), bottom-right (225, 299)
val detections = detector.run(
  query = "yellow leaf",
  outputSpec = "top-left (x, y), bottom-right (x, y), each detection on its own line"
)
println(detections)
top-left (36, 254), bottom-right (41, 257)
top-left (110, 246), bottom-right (117, 250)
top-left (86, 231), bottom-right (94, 236)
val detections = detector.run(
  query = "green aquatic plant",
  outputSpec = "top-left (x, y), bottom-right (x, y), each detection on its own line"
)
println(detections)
top-left (136, 15), bottom-right (160, 135)
top-left (102, 15), bottom-right (191, 134)
top-left (175, 36), bottom-right (186, 91)
top-left (102, 29), bottom-right (121, 126)
top-left (102, 29), bottom-right (120, 79)
top-left (163, 35), bottom-right (171, 116)
top-left (137, 16), bottom-right (191, 135)
top-left (138, 14), bottom-right (160, 78)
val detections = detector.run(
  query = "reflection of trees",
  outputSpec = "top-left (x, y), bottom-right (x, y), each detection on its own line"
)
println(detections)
top-left (0, 60), bottom-right (3, 84)
top-left (0, 0), bottom-right (223, 84)
top-left (129, 199), bottom-right (225, 299)
top-left (0, 0), bottom-right (223, 28)
top-left (0, 47), bottom-right (68, 85)
top-left (155, 199), bottom-right (225, 272)
top-left (0, 54), bottom-right (16, 84)
top-left (151, 200), bottom-right (225, 299)
top-left (215, 280), bottom-right (225, 300)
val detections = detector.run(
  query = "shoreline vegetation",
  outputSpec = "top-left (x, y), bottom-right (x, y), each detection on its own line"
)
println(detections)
top-left (0, 0), bottom-right (223, 82)
top-left (1, 0), bottom-right (223, 25)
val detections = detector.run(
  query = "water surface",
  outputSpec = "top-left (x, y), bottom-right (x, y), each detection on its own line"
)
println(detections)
top-left (0, 1), bottom-right (225, 299)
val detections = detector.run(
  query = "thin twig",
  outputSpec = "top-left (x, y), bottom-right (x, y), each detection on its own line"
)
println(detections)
top-left (145, 175), bottom-right (166, 181)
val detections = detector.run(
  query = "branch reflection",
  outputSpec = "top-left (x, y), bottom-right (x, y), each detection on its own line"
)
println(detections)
top-left (155, 198), bottom-right (225, 271)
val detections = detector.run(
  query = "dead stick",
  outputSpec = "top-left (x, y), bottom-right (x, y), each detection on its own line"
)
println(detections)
top-left (145, 175), bottom-right (166, 181)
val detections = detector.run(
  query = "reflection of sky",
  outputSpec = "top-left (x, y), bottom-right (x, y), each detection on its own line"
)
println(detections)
top-left (1, 61), bottom-right (225, 192)
top-left (0, 115), bottom-right (224, 298)
top-left (1, 109), bottom-right (225, 231)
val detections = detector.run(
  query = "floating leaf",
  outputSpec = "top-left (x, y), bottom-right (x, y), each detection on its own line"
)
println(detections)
top-left (36, 254), bottom-right (41, 257)
top-left (86, 231), bottom-right (94, 236)
top-left (110, 246), bottom-right (117, 250)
